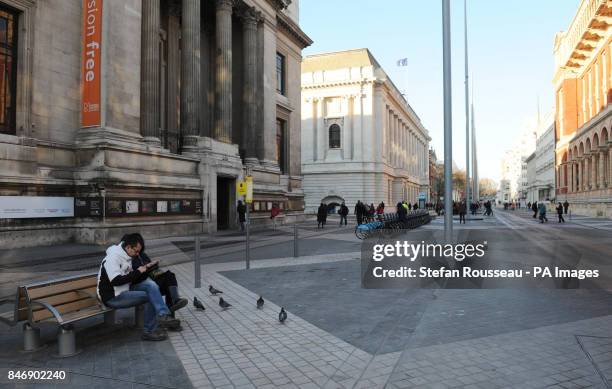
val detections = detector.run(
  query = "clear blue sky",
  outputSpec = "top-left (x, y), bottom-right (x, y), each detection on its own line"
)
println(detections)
top-left (300, 0), bottom-right (580, 182)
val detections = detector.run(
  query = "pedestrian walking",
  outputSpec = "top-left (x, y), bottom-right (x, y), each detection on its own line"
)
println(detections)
top-left (339, 202), bottom-right (349, 226)
top-left (317, 203), bottom-right (327, 229)
top-left (237, 200), bottom-right (246, 231)
top-left (355, 201), bottom-right (364, 225)
top-left (556, 202), bottom-right (565, 223)
top-left (459, 201), bottom-right (467, 224)
top-left (538, 202), bottom-right (548, 223)
top-left (563, 200), bottom-right (569, 215)
top-left (532, 201), bottom-right (538, 219)
top-left (270, 204), bottom-right (280, 230)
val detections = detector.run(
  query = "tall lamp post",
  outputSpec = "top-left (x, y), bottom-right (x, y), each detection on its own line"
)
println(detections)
top-left (463, 0), bottom-right (471, 209)
top-left (442, 0), bottom-right (453, 242)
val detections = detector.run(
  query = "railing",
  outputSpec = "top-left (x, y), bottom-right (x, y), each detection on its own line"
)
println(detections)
top-left (354, 210), bottom-right (432, 240)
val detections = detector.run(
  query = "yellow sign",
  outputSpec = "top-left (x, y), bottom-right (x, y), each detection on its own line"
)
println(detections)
top-left (236, 181), bottom-right (247, 196)
top-left (245, 176), bottom-right (253, 203)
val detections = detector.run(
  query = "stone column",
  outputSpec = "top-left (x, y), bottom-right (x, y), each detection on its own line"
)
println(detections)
top-left (214, 0), bottom-right (233, 143)
top-left (591, 154), bottom-right (597, 190)
top-left (181, 0), bottom-right (202, 145)
top-left (608, 147), bottom-right (612, 188)
top-left (598, 150), bottom-right (605, 189)
top-left (242, 7), bottom-right (260, 163)
top-left (140, 0), bottom-right (161, 145)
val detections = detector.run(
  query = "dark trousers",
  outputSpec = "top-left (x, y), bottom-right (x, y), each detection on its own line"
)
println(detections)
top-left (151, 271), bottom-right (178, 308)
top-left (533, 210), bottom-right (537, 218)
top-left (340, 215), bottom-right (347, 225)
top-left (459, 213), bottom-right (465, 224)
top-left (558, 213), bottom-right (565, 223)
top-left (356, 214), bottom-right (363, 225)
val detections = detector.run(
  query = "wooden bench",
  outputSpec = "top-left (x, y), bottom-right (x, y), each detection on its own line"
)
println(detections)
top-left (0, 273), bottom-right (144, 357)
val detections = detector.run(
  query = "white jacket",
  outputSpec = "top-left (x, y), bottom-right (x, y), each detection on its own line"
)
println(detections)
top-left (97, 243), bottom-right (133, 300)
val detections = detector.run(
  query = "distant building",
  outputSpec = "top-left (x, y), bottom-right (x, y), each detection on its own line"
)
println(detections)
top-left (553, 0), bottom-right (611, 217)
top-left (429, 149), bottom-right (441, 202)
top-left (300, 49), bottom-right (430, 212)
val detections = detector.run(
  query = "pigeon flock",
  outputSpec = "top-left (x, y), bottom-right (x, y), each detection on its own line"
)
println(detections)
top-left (191, 285), bottom-right (287, 323)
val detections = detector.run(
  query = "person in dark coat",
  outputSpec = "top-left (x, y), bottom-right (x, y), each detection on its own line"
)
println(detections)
top-left (531, 201), bottom-right (538, 219)
top-left (339, 202), bottom-right (349, 226)
top-left (556, 202), bottom-right (565, 223)
top-left (459, 201), bottom-right (467, 224)
top-left (237, 201), bottom-right (246, 231)
top-left (127, 234), bottom-right (188, 318)
top-left (355, 201), bottom-right (364, 225)
top-left (563, 200), bottom-right (569, 215)
top-left (397, 201), bottom-right (407, 223)
top-left (413, 202), bottom-right (419, 210)
top-left (317, 203), bottom-right (327, 229)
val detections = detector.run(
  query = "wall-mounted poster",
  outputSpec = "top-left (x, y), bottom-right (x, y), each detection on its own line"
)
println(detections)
top-left (141, 200), bottom-right (154, 213)
top-left (170, 200), bottom-right (181, 213)
top-left (126, 200), bottom-right (139, 214)
top-left (156, 201), bottom-right (168, 213)
top-left (0, 196), bottom-right (74, 219)
top-left (74, 197), bottom-right (102, 217)
top-left (107, 200), bottom-right (123, 215)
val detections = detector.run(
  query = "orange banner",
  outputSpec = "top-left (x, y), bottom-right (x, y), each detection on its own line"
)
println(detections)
top-left (81, 0), bottom-right (102, 127)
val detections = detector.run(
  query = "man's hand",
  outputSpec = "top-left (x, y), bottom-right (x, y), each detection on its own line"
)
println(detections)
top-left (137, 265), bottom-right (148, 273)
top-left (146, 260), bottom-right (159, 268)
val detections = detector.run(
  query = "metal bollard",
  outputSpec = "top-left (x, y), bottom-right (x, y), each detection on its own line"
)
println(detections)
top-left (195, 235), bottom-right (201, 288)
top-left (22, 323), bottom-right (42, 352)
top-left (56, 325), bottom-right (80, 357)
top-left (293, 222), bottom-right (299, 258)
top-left (134, 304), bottom-right (145, 329)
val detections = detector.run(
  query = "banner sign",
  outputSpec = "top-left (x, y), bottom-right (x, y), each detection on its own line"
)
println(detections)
top-left (81, 0), bottom-right (103, 127)
top-left (245, 176), bottom-right (253, 203)
top-left (0, 196), bottom-right (74, 219)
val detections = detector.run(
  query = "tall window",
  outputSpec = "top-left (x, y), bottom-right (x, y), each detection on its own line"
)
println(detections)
top-left (276, 118), bottom-right (287, 174)
top-left (328, 124), bottom-right (341, 149)
top-left (276, 52), bottom-right (286, 95)
top-left (0, 5), bottom-right (18, 135)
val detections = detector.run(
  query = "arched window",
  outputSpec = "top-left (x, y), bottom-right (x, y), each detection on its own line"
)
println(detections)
top-left (329, 124), bottom-right (341, 149)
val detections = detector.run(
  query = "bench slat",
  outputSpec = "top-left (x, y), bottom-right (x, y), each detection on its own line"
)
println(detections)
top-left (30, 287), bottom-right (98, 313)
top-left (27, 276), bottom-right (97, 300)
top-left (31, 297), bottom-right (101, 323)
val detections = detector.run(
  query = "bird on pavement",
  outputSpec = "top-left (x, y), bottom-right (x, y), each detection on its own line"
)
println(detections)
top-left (193, 297), bottom-right (205, 311)
top-left (219, 297), bottom-right (231, 309)
top-left (257, 296), bottom-right (264, 309)
top-left (279, 307), bottom-right (287, 323)
top-left (209, 285), bottom-right (223, 295)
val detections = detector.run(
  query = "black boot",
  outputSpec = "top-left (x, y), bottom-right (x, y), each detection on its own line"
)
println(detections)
top-left (168, 286), bottom-right (188, 313)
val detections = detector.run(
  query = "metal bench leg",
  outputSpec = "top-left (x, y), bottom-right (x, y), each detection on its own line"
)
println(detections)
top-left (23, 323), bottom-right (43, 352)
top-left (56, 325), bottom-right (81, 358)
top-left (134, 304), bottom-right (145, 330)
top-left (104, 310), bottom-right (116, 326)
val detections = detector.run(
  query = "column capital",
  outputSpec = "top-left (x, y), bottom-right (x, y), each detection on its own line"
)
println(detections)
top-left (216, 0), bottom-right (235, 12)
top-left (238, 6), bottom-right (262, 26)
top-left (167, 0), bottom-right (181, 16)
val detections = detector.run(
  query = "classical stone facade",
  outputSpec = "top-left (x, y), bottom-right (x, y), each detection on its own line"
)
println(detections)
top-left (0, 0), bottom-right (311, 248)
top-left (300, 49), bottom-right (430, 213)
top-left (554, 0), bottom-right (612, 217)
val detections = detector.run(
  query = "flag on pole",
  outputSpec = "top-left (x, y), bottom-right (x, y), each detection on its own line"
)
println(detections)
top-left (396, 58), bottom-right (408, 67)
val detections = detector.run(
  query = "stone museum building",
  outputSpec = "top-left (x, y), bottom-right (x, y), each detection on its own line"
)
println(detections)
top-left (0, 0), bottom-right (311, 248)
top-left (300, 49), bottom-right (430, 213)
top-left (554, 0), bottom-right (612, 217)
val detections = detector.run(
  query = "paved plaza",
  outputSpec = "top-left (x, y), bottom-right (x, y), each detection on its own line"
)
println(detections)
top-left (1, 210), bottom-right (612, 388)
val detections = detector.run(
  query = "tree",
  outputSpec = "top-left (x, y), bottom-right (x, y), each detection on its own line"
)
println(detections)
top-left (479, 178), bottom-right (498, 197)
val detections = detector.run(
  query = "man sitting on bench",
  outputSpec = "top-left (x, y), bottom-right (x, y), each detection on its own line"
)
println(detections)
top-left (97, 233), bottom-right (180, 341)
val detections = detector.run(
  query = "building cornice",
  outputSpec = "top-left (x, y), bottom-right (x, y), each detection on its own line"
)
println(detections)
top-left (276, 12), bottom-right (313, 49)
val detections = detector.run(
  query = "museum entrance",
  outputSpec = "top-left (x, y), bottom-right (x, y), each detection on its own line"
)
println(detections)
top-left (217, 176), bottom-right (234, 230)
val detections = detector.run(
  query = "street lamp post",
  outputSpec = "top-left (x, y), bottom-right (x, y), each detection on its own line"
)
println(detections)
top-left (442, 0), bottom-right (453, 242)
top-left (464, 0), bottom-right (471, 209)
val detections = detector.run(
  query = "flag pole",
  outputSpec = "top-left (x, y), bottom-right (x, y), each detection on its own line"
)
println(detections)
top-left (442, 0), bottom-right (453, 242)
top-left (464, 0), bottom-right (471, 209)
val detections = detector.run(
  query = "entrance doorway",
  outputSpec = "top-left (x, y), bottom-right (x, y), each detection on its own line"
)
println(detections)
top-left (217, 176), bottom-right (234, 230)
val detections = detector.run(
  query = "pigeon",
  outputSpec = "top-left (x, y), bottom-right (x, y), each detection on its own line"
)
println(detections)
top-left (219, 297), bottom-right (231, 309)
top-left (257, 296), bottom-right (264, 309)
top-left (193, 296), bottom-right (205, 311)
top-left (209, 285), bottom-right (223, 295)
top-left (278, 307), bottom-right (287, 323)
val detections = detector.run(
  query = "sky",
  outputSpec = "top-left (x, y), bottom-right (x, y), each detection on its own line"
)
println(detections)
top-left (299, 0), bottom-right (581, 182)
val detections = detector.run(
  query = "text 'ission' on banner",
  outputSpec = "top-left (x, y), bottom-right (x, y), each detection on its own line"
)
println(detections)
top-left (81, 0), bottom-right (102, 128)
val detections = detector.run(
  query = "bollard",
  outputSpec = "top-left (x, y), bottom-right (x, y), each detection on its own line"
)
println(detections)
top-left (104, 310), bottom-right (116, 326)
top-left (22, 323), bottom-right (42, 352)
top-left (293, 222), bottom-right (298, 258)
top-left (246, 206), bottom-right (250, 270)
top-left (194, 235), bottom-right (201, 288)
top-left (56, 325), bottom-right (80, 357)
top-left (134, 304), bottom-right (145, 329)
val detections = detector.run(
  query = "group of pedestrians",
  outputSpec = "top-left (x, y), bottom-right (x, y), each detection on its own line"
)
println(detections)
top-left (527, 200), bottom-right (569, 224)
